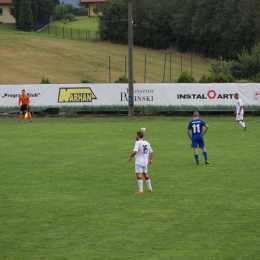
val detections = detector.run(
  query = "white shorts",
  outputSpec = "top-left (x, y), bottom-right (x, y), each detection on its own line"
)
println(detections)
top-left (236, 114), bottom-right (244, 121)
top-left (135, 164), bottom-right (148, 174)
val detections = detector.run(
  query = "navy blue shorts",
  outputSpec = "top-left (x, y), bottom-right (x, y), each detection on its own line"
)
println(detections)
top-left (191, 138), bottom-right (205, 148)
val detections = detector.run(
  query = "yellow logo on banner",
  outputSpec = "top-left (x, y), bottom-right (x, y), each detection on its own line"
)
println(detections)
top-left (58, 88), bottom-right (97, 103)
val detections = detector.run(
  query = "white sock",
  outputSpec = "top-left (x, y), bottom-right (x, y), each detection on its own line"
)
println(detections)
top-left (146, 179), bottom-right (152, 190)
top-left (239, 121), bottom-right (244, 128)
top-left (137, 179), bottom-right (143, 192)
top-left (242, 122), bottom-right (245, 127)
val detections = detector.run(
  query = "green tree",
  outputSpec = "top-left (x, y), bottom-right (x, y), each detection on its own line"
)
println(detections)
top-left (18, 0), bottom-right (33, 31)
top-left (99, 0), bottom-right (128, 44)
top-left (37, 0), bottom-right (60, 22)
top-left (170, 0), bottom-right (197, 52)
top-left (11, 0), bottom-right (58, 27)
top-left (10, 0), bottom-right (21, 27)
top-left (55, 3), bottom-right (73, 20)
top-left (134, 0), bottom-right (175, 49)
top-left (98, 0), bottom-right (260, 59)
top-left (31, 0), bottom-right (38, 22)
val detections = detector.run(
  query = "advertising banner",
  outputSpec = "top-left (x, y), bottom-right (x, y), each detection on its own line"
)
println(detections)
top-left (0, 83), bottom-right (260, 107)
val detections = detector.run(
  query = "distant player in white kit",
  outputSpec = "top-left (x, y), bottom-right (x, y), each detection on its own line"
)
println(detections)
top-left (128, 131), bottom-right (153, 194)
top-left (234, 93), bottom-right (246, 130)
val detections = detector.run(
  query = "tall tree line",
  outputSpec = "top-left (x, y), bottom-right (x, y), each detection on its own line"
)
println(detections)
top-left (10, 0), bottom-right (59, 31)
top-left (99, 0), bottom-right (260, 59)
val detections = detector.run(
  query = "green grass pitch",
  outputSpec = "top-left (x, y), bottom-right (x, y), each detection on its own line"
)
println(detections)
top-left (0, 116), bottom-right (259, 259)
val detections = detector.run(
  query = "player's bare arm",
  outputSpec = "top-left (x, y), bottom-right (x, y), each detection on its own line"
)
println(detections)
top-left (203, 124), bottom-right (209, 135)
top-left (238, 106), bottom-right (243, 115)
top-left (148, 152), bottom-right (153, 165)
top-left (128, 151), bottom-right (137, 161)
top-left (187, 130), bottom-right (191, 140)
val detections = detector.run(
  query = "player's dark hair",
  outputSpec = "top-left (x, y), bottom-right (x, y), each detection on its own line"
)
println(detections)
top-left (22, 89), bottom-right (25, 92)
top-left (137, 131), bottom-right (143, 138)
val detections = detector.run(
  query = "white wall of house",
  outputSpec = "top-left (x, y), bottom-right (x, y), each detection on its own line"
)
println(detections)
top-left (0, 5), bottom-right (15, 23)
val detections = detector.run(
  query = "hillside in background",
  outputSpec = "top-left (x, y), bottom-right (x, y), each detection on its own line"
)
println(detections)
top-left (0, 23), bottom-right (211, 84)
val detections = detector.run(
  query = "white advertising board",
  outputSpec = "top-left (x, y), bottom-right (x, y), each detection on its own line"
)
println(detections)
top-left (0, 83), bottom-right (260, 107)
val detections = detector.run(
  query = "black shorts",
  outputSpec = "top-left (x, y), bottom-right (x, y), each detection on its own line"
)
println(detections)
top-left (20, 105), bottom-right (30, 112)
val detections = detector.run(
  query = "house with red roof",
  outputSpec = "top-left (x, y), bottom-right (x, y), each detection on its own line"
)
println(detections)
top-left (0, 0), bottom-right (15, 23)
top-left (80, 0), bottom-right (106, 17)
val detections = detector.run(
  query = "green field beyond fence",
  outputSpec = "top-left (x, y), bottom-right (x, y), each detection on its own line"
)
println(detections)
top-left (41, 17), bottom-right (99, 40)
top-left (41, 24), bottom-right (99, 41)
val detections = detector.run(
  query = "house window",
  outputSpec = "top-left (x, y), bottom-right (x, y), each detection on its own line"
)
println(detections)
top-left (94, 4), bottom-right (103, 13)
top-left (0, 8), bottom-right (3, 16)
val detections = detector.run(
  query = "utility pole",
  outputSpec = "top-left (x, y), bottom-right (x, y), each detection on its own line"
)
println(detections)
top-left (128, 0), bottom-right (134, 118)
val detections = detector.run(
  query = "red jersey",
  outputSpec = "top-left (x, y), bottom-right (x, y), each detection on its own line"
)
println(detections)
top-left (18, 94), bottom-right (30, 106)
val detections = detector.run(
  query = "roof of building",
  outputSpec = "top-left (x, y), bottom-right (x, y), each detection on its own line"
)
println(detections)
top-left (81, 0), bottom-right (106, 3)
top-left (0, 0), bottom-right (12, 4)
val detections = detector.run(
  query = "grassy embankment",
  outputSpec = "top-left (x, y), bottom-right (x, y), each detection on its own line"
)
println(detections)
top-left (0, 18), bottom-right (211, 84)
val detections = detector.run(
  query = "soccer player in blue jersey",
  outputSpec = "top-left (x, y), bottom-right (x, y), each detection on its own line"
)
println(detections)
top-left (187, 111), bottom-right (210, 165)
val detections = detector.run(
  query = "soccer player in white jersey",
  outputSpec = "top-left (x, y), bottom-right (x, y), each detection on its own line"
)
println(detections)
top-left (234, 93), bottom-right (246, 131)
top-left (128, 131), bottom-right (153, 194)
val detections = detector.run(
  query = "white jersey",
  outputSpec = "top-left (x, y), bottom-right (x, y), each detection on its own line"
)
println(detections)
top-left (133, 140), bottom-right (153, 166)
top-left (236, 98), bottom-right (244, 114)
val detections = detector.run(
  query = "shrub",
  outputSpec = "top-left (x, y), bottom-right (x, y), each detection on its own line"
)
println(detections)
top-left (81, 78), bottom-right (93, 83)
top-left (177, 71), bottom-right (196, 83)
top-left (41, 77), bottom-right (50, 84)
top-left (210, 56), bottom-right (234, 75)
top-left (115, 75), bottom-right (136, 83)
top-left (63, 13), bottom-right (76, 22)
top-left (255, 73), bottom-right (260, 82)
top-left (199, 74), bottom-right (235, 83)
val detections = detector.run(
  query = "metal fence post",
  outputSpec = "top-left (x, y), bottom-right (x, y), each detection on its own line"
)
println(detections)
top-left (181, 52), bottom-right (183, 74)
top-left (109, 56), bottom-right (111, 83)
top-left (144, 53), bottom-right (147, 83)
top-left (125, 55), bottom-right (127, 78)
top-left (191, 49), bottom-right (193, 76)
top-left (170, 52), bottom-right (172, 83)
top-left (163, 53), bottom-right (167, 83)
